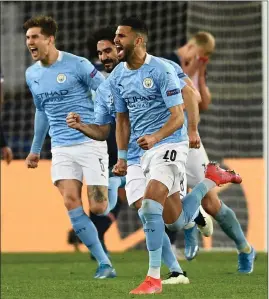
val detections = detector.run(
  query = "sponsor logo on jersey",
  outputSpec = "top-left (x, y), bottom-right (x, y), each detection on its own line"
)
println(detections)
top-left (36, 90), bottom-right (68, 100)
top-left (125, 95), bottom-right (156, 108)
top-left (57, 73), bottom-right (67, 83)
top-left (143, 77), bottom-right (153, 89)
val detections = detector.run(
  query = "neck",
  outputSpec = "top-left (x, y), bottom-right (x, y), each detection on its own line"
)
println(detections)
top-left (126, 48), bottom-right (147, 70)
top-left (40, 48), bottom-right (59, 66)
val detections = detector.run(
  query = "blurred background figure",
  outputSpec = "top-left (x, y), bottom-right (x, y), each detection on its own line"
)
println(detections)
top-left (1, 71), bottom-right (13, 165)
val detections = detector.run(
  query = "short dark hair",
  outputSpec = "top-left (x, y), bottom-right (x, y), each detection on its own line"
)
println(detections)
top-left (93, 26), bottom-right (117, 44)
top-left (23, 15), bottom-right (58, 38)
top-left (119, 16), bottom-right (148, 37)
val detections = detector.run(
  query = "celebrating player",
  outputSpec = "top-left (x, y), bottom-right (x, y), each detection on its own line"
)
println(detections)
top-left (110, 17), bottom-right (243, 294)
top-left (66, 26), bottom-right (191, 285)
top-left (164, 32), bottom-right (256, 272)
top-left (24, 16), bottom-right (116, 279)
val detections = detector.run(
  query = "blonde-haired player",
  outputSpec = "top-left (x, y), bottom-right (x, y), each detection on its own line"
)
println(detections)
top-left (164, 31), bottom-right (255, 274)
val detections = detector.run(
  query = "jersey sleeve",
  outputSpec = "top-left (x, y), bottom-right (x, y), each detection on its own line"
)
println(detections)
top-left (109, 75), bottom-right (128, 113)
top-left (175, 65), bottom-right (188, 80)
top-left (76, 58), bottom-right (105, 91)
top-left (26, 71), bottom-right (49, 154)
top-left (179, 78), bottom-right (187, 90)
top-left (94, 86), bottom-right (114, 125)
top-left (157, 62), bottom-right (184, 108)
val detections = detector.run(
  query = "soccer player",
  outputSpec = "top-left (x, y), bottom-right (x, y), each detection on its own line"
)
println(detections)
top-left (110, 17), bottom-right (243, 294)
top-left (67, 28), bottom-right (124, 258)
top-left (164, 32), bottom-right (256, 272)
top-left (1, 71), bottom-right (14, 164)
top-left (23, 16), bottom-right (116, 279)
top-left (66, 26), bottom-right (191, 285)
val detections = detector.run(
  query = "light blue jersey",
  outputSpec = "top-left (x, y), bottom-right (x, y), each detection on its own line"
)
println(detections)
top-left (94, 55), bottom-right (188, 166)
top-left (162, 58), bottom-right (189, 129)
top-left (109, 54), bottom-right (188, 162)
top-left (94, 77), bottom-right (115, 125)
top-left (26, 51), bottom-right (105, 153)
top-left (93, 76), bottom-right (139, 164)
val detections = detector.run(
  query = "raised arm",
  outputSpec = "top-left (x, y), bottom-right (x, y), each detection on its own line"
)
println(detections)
top-left (181, 77), bottom-right (201, 148)
top-left (66, 112), bottom-right (110, 141)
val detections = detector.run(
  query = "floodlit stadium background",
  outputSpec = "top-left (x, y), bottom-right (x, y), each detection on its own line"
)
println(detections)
top-left (1, 1), bottom-right (267, 252)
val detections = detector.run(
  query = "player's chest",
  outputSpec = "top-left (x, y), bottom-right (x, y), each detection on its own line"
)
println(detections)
top-left (30, 69), bottom-right (78, 98)
top-left (118, 71), bottom-right (158, 99)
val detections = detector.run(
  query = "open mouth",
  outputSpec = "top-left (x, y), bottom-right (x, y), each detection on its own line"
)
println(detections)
top-left (30, 48), bottom-right (38, 55)
top-left (116, 45), bottom-right (124, 57)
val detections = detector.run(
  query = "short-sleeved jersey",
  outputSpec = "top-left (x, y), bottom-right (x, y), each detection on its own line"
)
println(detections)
top-left (94, 77), bottom-right (117, 167)
top-left (109, 53), bottom-right (188, 155)
top-left (93, 76), bottom-right (134, 166)
top-left (25, 51), bottom-right (105, 148)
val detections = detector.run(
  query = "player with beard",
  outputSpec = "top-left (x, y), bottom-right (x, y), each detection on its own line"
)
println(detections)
top-left (110, 17), bottom-right (243, 294)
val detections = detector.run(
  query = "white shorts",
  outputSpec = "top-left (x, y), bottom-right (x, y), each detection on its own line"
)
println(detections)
top-left (186, 140), bottom-right (209, 188)
top-left (125, 164), bottom-right (146, 206)
top-left (51, 141), bottom-right (109, 186)
top-left (126, 164), bottom-right (187, 207)
top-left (140, 141), bottom-right (189, 197)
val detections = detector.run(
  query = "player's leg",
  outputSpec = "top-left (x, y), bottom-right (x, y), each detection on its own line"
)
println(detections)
top-left (56, 179), bottom-right (113, 277)
top-left (164, 171), bottom-right (187, 261)
top-left (188, 142), bottom-right (255, 272)
top-left (202, 189), bottom-right (256, 273)
top-left (165, 162), bottom-right (242, 249)
top-left (126, 164), bottom-right (188, 285)
top-left (184, 142), bottom-right (213, 260)
top-left (89, 175), bottom-right (124, 261)
top-left (130, 142), bottom-right (190, 294)
top-left (52, 145), bottom-right (114, 278)
top-left (77, 142), bottom-right (116, 278)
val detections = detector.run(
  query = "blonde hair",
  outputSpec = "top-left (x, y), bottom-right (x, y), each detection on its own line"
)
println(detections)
top-left (189, 31), bottom-right (215, 55)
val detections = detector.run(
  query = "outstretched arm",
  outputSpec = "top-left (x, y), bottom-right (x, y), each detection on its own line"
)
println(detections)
top-left (66, 112), bottom-right (110, 141)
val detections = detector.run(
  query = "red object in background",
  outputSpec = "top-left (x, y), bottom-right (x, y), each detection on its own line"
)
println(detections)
top-left (198, 56), bottom-right (209, 63)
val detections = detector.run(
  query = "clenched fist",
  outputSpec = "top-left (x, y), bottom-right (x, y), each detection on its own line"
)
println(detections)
top-left (66, 112), bottom-right (82, 130)
top-left (25, 152), bottom-right (40, 169)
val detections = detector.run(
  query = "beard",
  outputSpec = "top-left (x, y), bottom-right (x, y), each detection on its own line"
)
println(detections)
top-left (118, 44), bottom-right (134, 62)
top-left (101, 59), bottom-right (117, 73)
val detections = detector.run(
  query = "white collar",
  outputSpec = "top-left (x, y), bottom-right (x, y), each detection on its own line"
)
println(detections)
top-left (38, 50), bottom-right (62, 66)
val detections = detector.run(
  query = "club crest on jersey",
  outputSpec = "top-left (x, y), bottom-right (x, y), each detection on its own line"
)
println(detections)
top-left (143, 77), bottom-right (153, 89)
top-left (57, 74), bottom-right (66, 83)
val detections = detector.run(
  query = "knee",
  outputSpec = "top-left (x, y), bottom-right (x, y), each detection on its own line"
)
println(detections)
top-left (140, 199), bottom-right (163, 219)
top-left (201, 190), bottom-right (221, 216)
top-left (64, 194), bottom-right (81, 211)
top-left (88, 186), bottom-right (108, 215)
top-left (90, 201), bottom-right (108, 215)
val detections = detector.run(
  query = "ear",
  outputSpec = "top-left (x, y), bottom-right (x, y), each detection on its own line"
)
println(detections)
top-left (135, 36), bottom-right (143, 47)
top-left (48, 36), bottom-right (55, 45)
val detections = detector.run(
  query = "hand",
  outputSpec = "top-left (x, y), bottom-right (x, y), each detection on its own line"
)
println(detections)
top-left (1, 146), bottom-right (13, 165)
top-left (183, 56), bottom-right (201, 77)
top-left (137, 135), bottom-right (158, 150)
top-left (112, 159), bottom-right (127, 176)
top-left (188, 130), bottom-right (201, 149)
top-left (66, 112), bottom-right (82, 130)
top-left (198, 57), bottom-right (209, 77)
top-left (25, 153), bottom-right (40, 168)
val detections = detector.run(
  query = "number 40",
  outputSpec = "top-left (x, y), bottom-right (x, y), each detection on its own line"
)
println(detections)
top-left (163, 150), bottom-right (177, 161)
